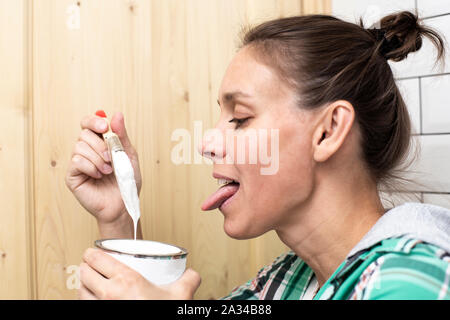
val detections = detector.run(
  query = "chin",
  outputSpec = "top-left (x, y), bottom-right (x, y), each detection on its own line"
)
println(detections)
top-left (222, 217), bottom-right (266, 240)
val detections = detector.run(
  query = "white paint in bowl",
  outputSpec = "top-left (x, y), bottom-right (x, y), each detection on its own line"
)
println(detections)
top-left (100, 239), bottom-right (182, 256)
top-left (95, 239), bottom-right (187, 285)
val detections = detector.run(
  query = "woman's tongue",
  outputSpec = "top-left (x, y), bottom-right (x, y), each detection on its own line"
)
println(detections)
top-left (201, 184), bottom-right (240, 211)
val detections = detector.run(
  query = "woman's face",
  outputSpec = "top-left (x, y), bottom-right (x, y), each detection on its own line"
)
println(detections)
top-left (201, 46), bottom-right (319, 239)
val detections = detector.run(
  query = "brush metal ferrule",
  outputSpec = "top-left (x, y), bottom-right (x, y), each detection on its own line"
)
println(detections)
top-left (104, 133), bottom-right (124, 153)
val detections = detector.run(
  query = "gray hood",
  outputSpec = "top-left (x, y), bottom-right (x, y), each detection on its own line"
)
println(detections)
top-left (348, 202), bottom-right (450, 257)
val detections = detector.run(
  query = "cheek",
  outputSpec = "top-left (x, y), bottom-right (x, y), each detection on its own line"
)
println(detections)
top-left (234, 128), bottom-right (314, 233)
top-left (257, 137), bottom-right (313, 215)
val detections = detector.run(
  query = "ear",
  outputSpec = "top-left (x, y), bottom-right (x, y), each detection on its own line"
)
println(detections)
top-left (312, 100), bottom-right (355, 163)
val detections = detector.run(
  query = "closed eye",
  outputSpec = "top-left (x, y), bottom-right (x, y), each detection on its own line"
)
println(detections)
top-left (229, 117), bottom-right (250, 129)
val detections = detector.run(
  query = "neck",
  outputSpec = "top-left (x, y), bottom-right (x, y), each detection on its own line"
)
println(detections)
top-left (276, 171), bottom-right (385, 287)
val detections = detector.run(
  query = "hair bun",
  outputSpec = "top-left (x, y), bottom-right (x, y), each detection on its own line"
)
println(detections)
top-left (369, 11), bottom-right (445, 62)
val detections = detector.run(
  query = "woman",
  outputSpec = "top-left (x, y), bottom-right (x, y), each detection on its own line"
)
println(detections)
top-left (66, 11), bottom-right (450, 300)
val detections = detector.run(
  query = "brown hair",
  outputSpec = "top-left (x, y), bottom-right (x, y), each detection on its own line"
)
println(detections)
top-left (240, 12), bottom-right (445, 188)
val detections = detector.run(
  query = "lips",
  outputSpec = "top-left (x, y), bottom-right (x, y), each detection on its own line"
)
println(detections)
top-left (201, 173), bottom-right (240, 211)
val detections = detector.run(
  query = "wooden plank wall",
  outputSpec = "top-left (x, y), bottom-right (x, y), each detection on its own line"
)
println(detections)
top-left (0, 0), bottom-right (34, 299)
top-left (0, 0), bottom-right (331, 299)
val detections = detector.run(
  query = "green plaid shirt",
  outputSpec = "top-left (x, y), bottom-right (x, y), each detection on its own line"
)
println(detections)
top-left (221, 237), bottom-right (450, 300)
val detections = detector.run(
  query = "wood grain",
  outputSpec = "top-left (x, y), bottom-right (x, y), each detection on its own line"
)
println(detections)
top-left (0, 0), bottom-right (33, 299)
top-left (1, 0), bottom-right (331, 299)
top-left (302, 0), bottom-right (332, 15)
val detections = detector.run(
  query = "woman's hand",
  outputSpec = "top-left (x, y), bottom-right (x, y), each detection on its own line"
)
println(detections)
top-left (65, 112), bottom-right (142, 238)
top-left (79, 248), bottom-right (201, 300)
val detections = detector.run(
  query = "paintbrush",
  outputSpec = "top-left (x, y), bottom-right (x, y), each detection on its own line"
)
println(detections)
top-left (95, 110), bottom-right (141, 240)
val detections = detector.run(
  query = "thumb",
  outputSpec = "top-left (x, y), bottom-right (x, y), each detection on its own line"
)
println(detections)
top-left (110, 112), bottom-right (133, 151)
top-left (175, 268), bottom-right (201, 298)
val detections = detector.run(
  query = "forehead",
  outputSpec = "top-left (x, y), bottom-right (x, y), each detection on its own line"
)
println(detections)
top-left (219, 47), bottom-right (285, 100)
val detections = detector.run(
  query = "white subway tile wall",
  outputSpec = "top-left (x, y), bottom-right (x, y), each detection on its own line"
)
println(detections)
top-left (422, 75), bottom-right (450, 134)
top-left (422, 193), bottom-right (450, 209)
top-left (397, 78), bottom-right (421, 134)
top-left (332, 0), bottom-right (450, 209)
top-left (332, 0), bottom-right (415, 24)
top-left (408, 135), bottom-right (450, 193)
top-left (417, 0), bottom-right (450, 18)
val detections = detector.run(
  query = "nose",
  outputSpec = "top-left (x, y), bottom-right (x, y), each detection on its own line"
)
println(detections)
top-left (198, 128), bottom-right (226, 162)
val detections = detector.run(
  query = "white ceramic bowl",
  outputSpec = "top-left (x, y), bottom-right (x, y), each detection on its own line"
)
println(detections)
top-left (95, 239), bottom-right (188, 285)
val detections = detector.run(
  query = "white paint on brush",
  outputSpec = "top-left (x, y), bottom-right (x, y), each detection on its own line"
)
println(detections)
top-left (111, 150), bottom-right (140, 240)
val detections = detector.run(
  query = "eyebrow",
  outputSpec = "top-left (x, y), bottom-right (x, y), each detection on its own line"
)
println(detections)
top-left (217, 91), bottom-right (252, 106)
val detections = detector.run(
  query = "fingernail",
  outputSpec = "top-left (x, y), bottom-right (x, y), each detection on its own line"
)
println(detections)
top-left (97, 120), bottom-right (107, 131)
top-left (103, 151), bottom-right (111, 162)
top-left (103, 164), bottom-right (113, 174)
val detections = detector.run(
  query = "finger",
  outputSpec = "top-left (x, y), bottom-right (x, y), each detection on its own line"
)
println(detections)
top-left (80, 115), bottom-right (109, 135)
top-left (78, 283), bottom-right (98, 300)
top-left (69, 154), bottom-right (102, 179)
top-left (79, 262), bottom-right (108, 299)
top-left (73, 140), bottom-right (112, 175)
top-left (110, 112), bottom-right (133, 151)
top-left (83, 248), bottom-right (127, 279)
top-left (79, 128), bottom-right (111, 163)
